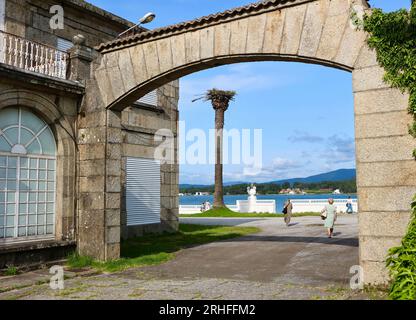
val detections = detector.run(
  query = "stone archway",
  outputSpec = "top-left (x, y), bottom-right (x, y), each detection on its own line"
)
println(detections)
top-left (95, 0), bottom-right (369, 110)
top-left (85, 0), bottom-right (416, 284)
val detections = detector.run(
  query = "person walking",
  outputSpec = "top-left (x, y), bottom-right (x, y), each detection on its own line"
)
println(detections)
top-left (321, 198), bottom-right (338, 238)
top-left (283, 199), bottom-right (293, 227)
top-left (346, 196), bottom-right (353, 214)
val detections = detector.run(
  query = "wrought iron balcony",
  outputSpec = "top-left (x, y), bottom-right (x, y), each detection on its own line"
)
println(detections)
top-left (0, 30), bottom-right (68, 79)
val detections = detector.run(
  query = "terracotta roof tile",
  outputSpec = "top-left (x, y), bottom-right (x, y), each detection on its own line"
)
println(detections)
top-left (96, 0), bottom-right (312, 52)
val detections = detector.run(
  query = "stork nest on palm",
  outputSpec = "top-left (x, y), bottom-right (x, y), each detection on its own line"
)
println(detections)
top-left (192, 88), bottom-right (237, 103)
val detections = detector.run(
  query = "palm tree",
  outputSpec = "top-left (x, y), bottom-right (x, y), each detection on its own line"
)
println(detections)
top-left (194, 89), bottom-right (236, 208)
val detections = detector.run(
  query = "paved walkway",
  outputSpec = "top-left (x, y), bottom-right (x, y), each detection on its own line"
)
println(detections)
top-left (0, 215), bottom-right (384, 300)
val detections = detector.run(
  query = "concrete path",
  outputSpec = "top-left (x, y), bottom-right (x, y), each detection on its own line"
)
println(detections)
top-left (152, 216), bottom-right (359, 285)
top-left (0, 215), bottom-right (383, 300)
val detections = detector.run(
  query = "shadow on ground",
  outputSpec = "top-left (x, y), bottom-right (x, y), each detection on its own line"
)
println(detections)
top-left (219, 235), bottom-right (358, 247)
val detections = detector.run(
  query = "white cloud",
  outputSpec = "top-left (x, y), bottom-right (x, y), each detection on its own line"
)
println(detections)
top-left (222, 157), bottom-right (306, 183)
top-left (179, 63), bottom-right (295, 106)
top-left (270, 158), bottom-right (303, 170)
top-left (180, 171), bottom-right (212, 185)
top-left (322, 134), bottom-right (356, 165)
top-left (288, 130), bottom-right (324, 143)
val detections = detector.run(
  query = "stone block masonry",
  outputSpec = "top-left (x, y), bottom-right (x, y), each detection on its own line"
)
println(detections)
top-left (92, 0), bottom-right (415, 284)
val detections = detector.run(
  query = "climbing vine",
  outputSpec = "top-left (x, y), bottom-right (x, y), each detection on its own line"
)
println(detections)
top-left (363, 4), bottom-right (416, 151)
top-left (362, 3), bottom-right (416, 300)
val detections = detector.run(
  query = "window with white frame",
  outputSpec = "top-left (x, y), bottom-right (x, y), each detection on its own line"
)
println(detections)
top-left (0, 0), bottom-right (5, 32)
top-left (0, 107), bottom-right (56, 242)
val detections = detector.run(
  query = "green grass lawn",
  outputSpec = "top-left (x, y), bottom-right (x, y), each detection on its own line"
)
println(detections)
top-left (180, 207), bottom-right (321, 218)
top-left (67, 224), bottom-right (260, 273)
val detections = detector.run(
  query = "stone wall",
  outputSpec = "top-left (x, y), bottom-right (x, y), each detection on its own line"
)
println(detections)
top-left (353, 47), bottom-right (416, 284)
top-left (120, 81), bottom-right (179, 239)
top-left (1, 0), bottom-right (181, 264)
top-left (77, 51), bottom-right (180, 259)
top-left (4, 0), bottom-right (132, 47)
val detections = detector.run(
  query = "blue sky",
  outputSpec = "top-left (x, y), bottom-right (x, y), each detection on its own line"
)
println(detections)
top-left (89, 0), bottom-right (411, 185)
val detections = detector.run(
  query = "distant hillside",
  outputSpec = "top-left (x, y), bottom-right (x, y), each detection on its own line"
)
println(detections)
top-left (179, 184), bottom-right (208, 189)
top-left (180, 169), bottom-right (356, 189)
top-left (271, 169), bottom-right (356, 185)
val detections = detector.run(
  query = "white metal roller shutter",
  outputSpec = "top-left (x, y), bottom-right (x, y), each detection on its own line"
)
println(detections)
top-left (126, 157), bottom-right (161, 226)
top-left (57, 38), bottom-right (74, 52)
top-left (137, 90), bottom-right (157, 106)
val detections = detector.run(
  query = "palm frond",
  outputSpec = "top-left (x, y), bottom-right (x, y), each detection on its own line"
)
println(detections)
top-left (192, 88), bottom-right (237, 103)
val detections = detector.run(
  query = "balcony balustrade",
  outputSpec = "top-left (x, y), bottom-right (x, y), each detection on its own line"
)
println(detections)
top-left (0, 31), bottom-right (68, 79)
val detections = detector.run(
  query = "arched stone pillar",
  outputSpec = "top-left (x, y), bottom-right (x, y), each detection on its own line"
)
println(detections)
top-left (352, 47), bottom-right (416, 284)
top-left (77, 84), bottom-right (123, 260)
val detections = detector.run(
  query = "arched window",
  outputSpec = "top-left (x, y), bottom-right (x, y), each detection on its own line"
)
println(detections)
top-left (0, 107), bottom-right (56, 242)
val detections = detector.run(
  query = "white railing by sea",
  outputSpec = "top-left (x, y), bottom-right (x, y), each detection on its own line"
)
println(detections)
top-left (180, 205), bottom-right (204, 214)
top-left (236, 200), bottom-right (276, 214)
top-left (0, 31), bottom-right (68, 79)
top-left (179, 201), bottom-right (276, 215)
top-left (179, 198), bottom-right (358, 215)
top-left (179, 204), bottom-right (238, 215)
top-left (290, 199), bottom-right (358, 214)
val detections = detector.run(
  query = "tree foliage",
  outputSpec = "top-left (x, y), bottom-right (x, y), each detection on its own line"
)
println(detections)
top-left (363, 3), bottom-right (416, 300)
top-left (363, 4), bottom-right (416, 148)
top-left (193, 88), bottom-right (237, 106)
top-left (386, 196), bottom-right (416, 300)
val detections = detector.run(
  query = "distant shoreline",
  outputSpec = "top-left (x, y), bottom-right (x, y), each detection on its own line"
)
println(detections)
top-left (180, 193), bottom-right (358, 212)
top-left (181, 193), bottom-right (358, 196)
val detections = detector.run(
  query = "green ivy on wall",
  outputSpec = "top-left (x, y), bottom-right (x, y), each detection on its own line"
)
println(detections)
top-left (363, 5), bottom-right (416, 148)
top-left (362, 3), bottom-right (416, 300)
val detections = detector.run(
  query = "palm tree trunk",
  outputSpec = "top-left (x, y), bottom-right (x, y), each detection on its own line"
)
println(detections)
top-left (214, 107), bottom-right (225, 208)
